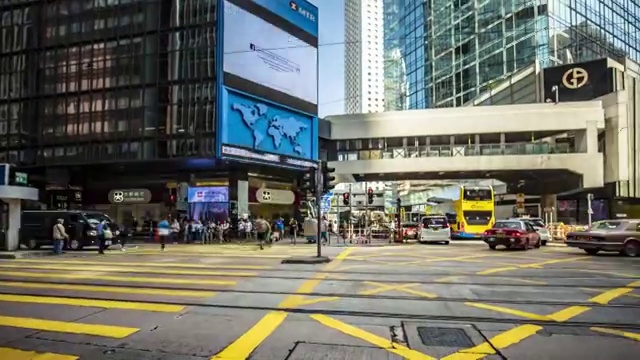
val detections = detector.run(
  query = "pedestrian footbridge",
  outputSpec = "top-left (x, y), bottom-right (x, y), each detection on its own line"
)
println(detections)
top-left (324, 102), bottom-right (604, 195)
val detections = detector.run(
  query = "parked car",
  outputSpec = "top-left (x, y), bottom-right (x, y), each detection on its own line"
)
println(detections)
top-left (419, 215), bottom-right (451, 244)
top-left (509, 217), bottom-right (550, 246)
top-left (401, 222), bottom-right (419, 239)
top-left (483, 220), bottom-right (541, 250)
top-left (21, 210), bottom-right (123, 250)
top-left (565, 219), bottom-right (640, 257)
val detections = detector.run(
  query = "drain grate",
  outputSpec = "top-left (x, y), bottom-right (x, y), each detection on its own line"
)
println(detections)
top-left (417, 327), bottom-right (475, 348)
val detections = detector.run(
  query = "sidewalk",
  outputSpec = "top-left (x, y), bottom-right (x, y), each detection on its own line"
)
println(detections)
top-left (0, 250), bottom-right (54, 259)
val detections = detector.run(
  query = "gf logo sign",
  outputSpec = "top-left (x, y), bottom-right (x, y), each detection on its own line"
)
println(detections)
top-left (562, 67), bottom-right (588, 89)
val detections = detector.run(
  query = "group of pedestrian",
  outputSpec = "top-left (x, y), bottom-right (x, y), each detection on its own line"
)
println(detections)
top-left (52, 217), bottom-right (120, 255)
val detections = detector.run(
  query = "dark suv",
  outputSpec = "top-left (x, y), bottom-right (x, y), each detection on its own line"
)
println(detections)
top-left (21, 210), bottom-right (123, 250)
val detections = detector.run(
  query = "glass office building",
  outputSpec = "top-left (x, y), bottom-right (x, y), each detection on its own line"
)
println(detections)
top-left (387, 0), bottom-right (640, 109)
top-left (0, 0), bottom-right (218, 168)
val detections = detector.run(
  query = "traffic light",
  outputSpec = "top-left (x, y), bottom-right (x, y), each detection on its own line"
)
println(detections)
top-left (367, 188), bottom-right (374, 204)
top-left (165, 188), bottom-right (177, 207)
top-left (300, 168), bottom-right (316, 196)
top-left (321, 160), bottom-right (336, 194)
top-left (342, 192), bottom-right (350, 206)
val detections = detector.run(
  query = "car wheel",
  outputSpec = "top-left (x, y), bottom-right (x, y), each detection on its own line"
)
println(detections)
top-left (534, 240), bottom-right (541, 249)
top-left (522, 240), bottom-right (529, 251)
top-left (541, 240), bottom-right (547, 246)
top-left (26, 239), bottom-right (40, 250)
top-left (623, 240), bottom-right (640, 257)
top-left (584, 249), bottom-right (600, 255)
top-left (67, 239), bottom-right (83, 251)
top-left (489, 245), bottom-right (497, 250)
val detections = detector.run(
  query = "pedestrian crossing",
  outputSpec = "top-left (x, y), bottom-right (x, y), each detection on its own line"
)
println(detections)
top-left (0, 255), bottom-right (269, 359)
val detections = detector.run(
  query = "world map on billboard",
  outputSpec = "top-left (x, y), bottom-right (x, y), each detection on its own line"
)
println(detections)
top-left (231, 102), bottom-right (308, 156)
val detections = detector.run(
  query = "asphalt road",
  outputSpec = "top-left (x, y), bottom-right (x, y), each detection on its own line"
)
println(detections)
top-left (0, 241), bottom-right (638, 359)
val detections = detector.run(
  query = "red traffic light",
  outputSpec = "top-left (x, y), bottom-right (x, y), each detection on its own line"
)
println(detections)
top-left (169, 195), bottom-right (176, 202)
top-left (343, 193), bottom-right (350, 199)
top-left (368, 188), bottom-right (373, 194)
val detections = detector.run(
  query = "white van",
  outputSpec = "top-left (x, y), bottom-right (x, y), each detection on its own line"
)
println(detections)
top-left (419, 215), bottom-right (451, 245)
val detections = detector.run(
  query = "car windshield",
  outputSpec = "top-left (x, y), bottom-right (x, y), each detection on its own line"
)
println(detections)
top-left (591, 220), bottom-right (623, 230)
top-left (422, 217), bottom-right (447, 226)
top-left (494, 221), bottom-right (523, 230)
top-left (83, 213), bottom-right (113, 225)
top-left (528, 219), bottom-right (545, 228)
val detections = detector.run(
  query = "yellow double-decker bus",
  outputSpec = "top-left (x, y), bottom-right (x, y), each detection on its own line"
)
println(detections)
top-left (451, 185), bottom-right (495, 239)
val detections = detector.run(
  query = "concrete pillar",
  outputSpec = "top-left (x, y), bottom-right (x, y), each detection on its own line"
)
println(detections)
top-left (540, 194), bottom-right (558, 223)
top-left (228, 171), bottom-right (249, 224)
top-left (574, 121), bottom-right (598, 154)
top-left (5, 199), bottom-right (21, 251)
top-left (500, 133), bottom-right (506, 154)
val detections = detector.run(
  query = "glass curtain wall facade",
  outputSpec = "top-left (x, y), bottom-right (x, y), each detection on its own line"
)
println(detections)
top-left (406, 0), bottom-right (640, 109)
top-left (383, 0), bottom-right (408, 111)
top-left (0, 0), bottom-right (218, 167)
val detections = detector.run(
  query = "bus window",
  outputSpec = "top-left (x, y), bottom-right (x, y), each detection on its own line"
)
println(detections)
top-left (463, 189), bottom-right (492, 201)
top-left (463, 210), bottom-right (492, 225)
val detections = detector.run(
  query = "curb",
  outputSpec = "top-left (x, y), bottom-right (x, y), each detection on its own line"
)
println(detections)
top-left (0, 251), bottom-right (54, 259)
top-left (281, 256), bottom-right (332, 264)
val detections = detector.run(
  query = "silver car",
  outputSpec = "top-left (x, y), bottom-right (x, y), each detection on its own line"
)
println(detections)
top-left (509, 217), bottom-right (549, 246)
top-left (419, 215), bottom-right (451, 245)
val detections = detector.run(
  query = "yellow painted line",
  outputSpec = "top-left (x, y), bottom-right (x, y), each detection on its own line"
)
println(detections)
top-left (294, 296), bottom-right (341, 306)
top-left (465, 302), bottom-right (550, 321)
top-left (0, 315), bottom-right (138, 338)
top-left (420, 254), bottom-right (491, 264)
top-left (14, 259), bottom-right (272, 270)
top-left (441, 325), bottom-right (543, 360)
top-left (466, 302), bottom-right (590, 322)
top-left (0, 270), bottom-right (236, 286)
top-left (547, 306), bottom-right (590, 322)
top-left (0, 293), bottom-right (184, 312)
top-left (0, 264), bottom-right (256, 277)
top-left (211, 247), bottom-right (354, 360)
top-left (628, 280), bottom-right (640, 287)
top-left (519, 256), bottom-right (589, 268)
top-left (399, 287), bottom-right (438, 298)
top-left (0, 347), bottom-right (78, 360)
top-left (591, 327), bottom-right (640, 342)
top-left (310, 314), bottom-right (435, 360)
top-left (494, 277), bottom-right (548, 285)
top-left (0, 280), bottom-right (216, 297)
top-left (588, 287), bottom-right (633, 305)
top-left (477, 266), bottom-right (517, 275)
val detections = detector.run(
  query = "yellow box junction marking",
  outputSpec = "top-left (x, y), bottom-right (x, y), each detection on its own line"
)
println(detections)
top-left (359, 281), bottom-right (437, 298)
top-left (211, 247), bottom-right (354, 360)
top-left (477, 256), bottom-right (589, 275)
top-left (440, 325), bottom-right (543, 360)
top-left (0, 293), bottom-right (184, 312)
top-left (0, 263), bottom-right (257, 277)
top-left (588, 287), bottom-right (634, 305)
top-left (465, 302), bottom-right (590, 322)
top-left (0, 315), bottom-right (139, 338)
top-left (14, 259), bottom-right (272, 270)
top-left (0, 346), bottom-right (78, 360)
top-left (0, 280), bottom-right (216, 297)
top-left (0, 270), bottom-right (236, 286)
top-left (590, 327), bottom-right (640, 342)
top-left (311, 314), bottom-right (435, 359)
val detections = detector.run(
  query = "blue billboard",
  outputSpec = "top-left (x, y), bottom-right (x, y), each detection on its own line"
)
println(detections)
top-left (250, 0), bottom-right (318, 37)
top-left (218, 87), bottom-right (318, 168)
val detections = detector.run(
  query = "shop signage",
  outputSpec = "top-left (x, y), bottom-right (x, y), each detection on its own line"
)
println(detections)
top-left (108, 189), bottom-right (151, 204)
top-left (411, 204), bottom-right (426, 213)
top-left (543, 58), bottom-right (613, 102)
top-left (188, 186), bottom-right (229, 203)
top-left (256, 188), bottom-right (295, 205)
top-left (221, 145), bottom-right (317, 169)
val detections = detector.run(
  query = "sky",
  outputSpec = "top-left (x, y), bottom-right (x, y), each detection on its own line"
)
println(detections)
top-left (309, 0), bottom-right (345, 117)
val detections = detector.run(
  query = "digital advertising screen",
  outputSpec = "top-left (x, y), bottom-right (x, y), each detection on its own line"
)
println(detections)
top-left (187, 187), bottom-right (229, 203)
top-left (223, 0), bottom-right (318, 114)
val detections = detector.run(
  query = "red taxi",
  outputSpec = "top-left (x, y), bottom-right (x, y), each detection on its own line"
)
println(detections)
top-left (402, 222), bottom-right (419, 239)
top-left (483, 220), bottom-right (541, 250)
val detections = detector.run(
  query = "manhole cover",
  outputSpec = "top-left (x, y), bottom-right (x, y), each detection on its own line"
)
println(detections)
top-left (417, 327), bottom-right (475, 347)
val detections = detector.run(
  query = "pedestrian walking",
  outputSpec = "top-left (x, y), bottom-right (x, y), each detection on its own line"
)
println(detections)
top-left (52, 218), bottom-right (68, 255)
top-left (255, 216), bottom-right (270, 250)
top-left (157, 216), bottom-right (170, 251)
top-left (289, 218), bottom-right (298, 245)
top-left (97, 219), bottom-right (111, 255)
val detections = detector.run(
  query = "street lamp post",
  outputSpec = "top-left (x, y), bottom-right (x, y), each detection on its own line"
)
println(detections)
top-left (551, 85), bottom-right (559, 104)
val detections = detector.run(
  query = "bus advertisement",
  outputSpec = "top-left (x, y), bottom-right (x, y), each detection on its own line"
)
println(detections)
top-left (451, 186), bottom-right (495, 239)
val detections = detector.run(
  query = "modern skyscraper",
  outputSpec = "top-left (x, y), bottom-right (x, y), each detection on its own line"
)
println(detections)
top-left (377, 0), bottom-right (640, 110)
top-left (344, 0), bottom-right (385, 113)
